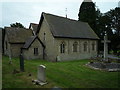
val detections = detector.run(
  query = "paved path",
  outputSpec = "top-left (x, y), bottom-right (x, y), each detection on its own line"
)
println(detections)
top-left (108, 54), bottom-right (120, 60)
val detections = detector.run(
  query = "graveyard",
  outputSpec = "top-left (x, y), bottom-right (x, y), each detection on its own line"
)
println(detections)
top-left (2, 55), bottom-right (119, 88)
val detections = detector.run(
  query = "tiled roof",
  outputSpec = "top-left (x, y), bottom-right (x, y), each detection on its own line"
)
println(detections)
top-left (37, 12), bottom-right (99, 40)
top-left (5, 27), bottom-right (33, 43)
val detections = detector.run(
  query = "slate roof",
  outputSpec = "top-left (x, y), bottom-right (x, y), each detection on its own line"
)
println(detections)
top-left (22, 35), bottom-right (45, 49)
top-left (37, 12), bottom-right (99, 40)
top-left (29, 23), bottom-right (38, 33)
top-left (5, 27), bottom-right (33, 43)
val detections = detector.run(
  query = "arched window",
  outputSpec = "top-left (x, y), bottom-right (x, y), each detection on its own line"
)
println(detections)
top-left (60, 42), bottom-right (65, 53)
top-left (92, 42), bottom-right (95, 51)
top-left (73, 42), bottom-right (78, 52)
top-left (83, 42), bottom-right (87, 52)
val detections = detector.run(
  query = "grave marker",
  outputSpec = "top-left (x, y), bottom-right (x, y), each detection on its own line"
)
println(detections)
top-left (101, 33), bottom-right (111, 61)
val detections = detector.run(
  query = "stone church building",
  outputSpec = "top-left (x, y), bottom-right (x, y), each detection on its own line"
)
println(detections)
top-left (4, 12), bottom-right (99, 61)
top-left (35, 12), bottom-right (99, 61)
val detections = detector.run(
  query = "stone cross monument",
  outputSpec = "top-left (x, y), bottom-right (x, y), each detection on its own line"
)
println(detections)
top-left (101, 33), bottom-right (111, 61)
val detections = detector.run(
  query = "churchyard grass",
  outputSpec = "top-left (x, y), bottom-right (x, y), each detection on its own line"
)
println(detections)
top-left (2, 56), bottom-right (119, 88)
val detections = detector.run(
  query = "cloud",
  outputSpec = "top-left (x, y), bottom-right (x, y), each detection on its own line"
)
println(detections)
top-left (1, 0), bottom-right (119, 3)
top-left (1, 0), bottom-right (119, 28)
top-left (1, 2), bottom-right (81, 28)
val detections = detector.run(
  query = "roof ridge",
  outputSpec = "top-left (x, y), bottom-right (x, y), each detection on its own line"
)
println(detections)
top-left (43, 12), bottom-right (89, 24)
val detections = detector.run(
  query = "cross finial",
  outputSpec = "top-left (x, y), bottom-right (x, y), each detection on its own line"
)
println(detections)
top-left (65, 8), bottom-right (67, 18)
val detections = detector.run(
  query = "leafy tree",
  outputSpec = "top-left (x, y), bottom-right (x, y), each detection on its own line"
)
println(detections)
top-left (104, 7), bottom-right (120, 53)
top-left (10, 22), bottom-right (25, 28)
top-left (78, 1), bottom-right (120, 53)
top-left (78, 0), bottom-right (97, 33)
top-left (97, 7), bottom-right (120, 53)
top-left (107, 7), bottom-right (120, 36)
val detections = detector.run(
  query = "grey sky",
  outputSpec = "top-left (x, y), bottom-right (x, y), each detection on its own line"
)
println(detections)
top-left (0, 0), bottom-right (119, 28)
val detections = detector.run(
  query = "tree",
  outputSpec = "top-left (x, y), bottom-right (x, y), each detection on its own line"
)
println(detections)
top-left (10, 22), bottom-right (25, 28)
top-left (78, 1), bottom-right (120, 53)
top-left (78, 0), bottom-right (97, 33)
top-left (108, 7), bottom-right (120, 36)
top-left (104, 7), bottom-right (120, 53)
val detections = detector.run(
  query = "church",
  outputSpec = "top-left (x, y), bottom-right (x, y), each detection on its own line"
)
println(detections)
top-left (22, 12), bottom-right (99, 61)
top-left (4, 12), bottom-right (99, 61)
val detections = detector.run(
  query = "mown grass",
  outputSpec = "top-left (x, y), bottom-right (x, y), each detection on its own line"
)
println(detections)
top-left (2, 56), bottom-right (120, 88)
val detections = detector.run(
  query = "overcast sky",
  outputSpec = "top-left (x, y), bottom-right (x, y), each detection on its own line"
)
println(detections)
top-left (0, 0), bottom-right (119, 28)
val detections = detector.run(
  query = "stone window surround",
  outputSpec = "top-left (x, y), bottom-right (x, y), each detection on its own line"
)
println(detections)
top-left (60, 42), bottom-right (65, 53)
top-left (83, 42), bottom-right (88, 52)
top-left (73, 42), bottom-right (78, 52)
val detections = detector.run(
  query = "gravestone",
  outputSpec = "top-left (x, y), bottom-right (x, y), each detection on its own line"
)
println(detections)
top-left (56, 55), bottom-right (61, 62)
top-left (38, 65), bottom-right (46, 82)
top-left (101, 33), bottom-right (110, 61)
top-left (32, 65), bottom-right (47, 85)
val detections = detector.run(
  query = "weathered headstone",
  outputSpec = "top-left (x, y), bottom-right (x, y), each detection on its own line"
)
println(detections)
top-left (38, 65), bottom-right (46, 82)
top-left (32, 65), bottom-right (47, 85)
top-left (101, 33), bottom-right (111, 61)
top-left (19, 53), bottom-right (24, 72)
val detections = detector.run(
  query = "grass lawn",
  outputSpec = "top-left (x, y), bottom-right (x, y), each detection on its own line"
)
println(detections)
top-left (2, 55), bottom-right (120, 88)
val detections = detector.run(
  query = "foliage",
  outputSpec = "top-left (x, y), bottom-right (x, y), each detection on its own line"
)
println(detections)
top-left (2, 56), bottom-right (119, 88)
top-left (10, 22), bottom-right (25, 28)
top-left (78, 1), bottom-right (97, 33)
top-left (78, 1), bottom-right (120, 53)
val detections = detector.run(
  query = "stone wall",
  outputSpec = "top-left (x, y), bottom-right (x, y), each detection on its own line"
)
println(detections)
top-left (38, 19), bottom-right (56, 61)
top-left (0, 29), bottom-right (2, 54)
top-left (4, 34), bottom-right (24, 57)
top-left (4, 35), bottom-right (10, 56)
top-left (22, 39), bottom-right (43, 60)
top-left (54, 38), bottom-right (98, 61)
top-left (10, 44), bottom-right (24, 57)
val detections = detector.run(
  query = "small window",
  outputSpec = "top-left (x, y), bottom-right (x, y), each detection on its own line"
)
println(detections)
top-left (34, 48), bottom-right (38, 55)
top-left (92, 42), bottom-right (95, 51)
top-left (83, 42), bottom-right (87, 52)
top-left (60, 42), bottom-right (65, 53)
top-left (73, 42), bottom-right (78, 52)
top-left (43, 32), bottom-right (46, 41)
